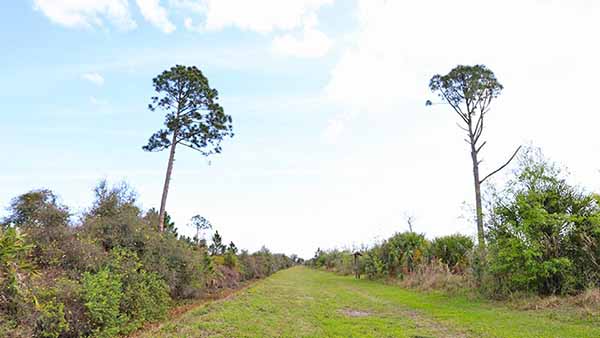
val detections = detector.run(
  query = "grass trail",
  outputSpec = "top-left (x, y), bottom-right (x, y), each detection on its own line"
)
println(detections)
top-left (139, 267), bottom-right (600, 337)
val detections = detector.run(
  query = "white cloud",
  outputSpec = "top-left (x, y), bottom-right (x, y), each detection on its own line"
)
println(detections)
top-left (326, 0), bottom-right (600, 112)
top-left (175, 0), bottom-right (334, 58)
top-left (271, 15), bottom-right (331, 58)
top-left (136, 0), bottom-right (176, 33)
top-left (322, 116), bottom-right (345, 143)
top-left (82, 72), bottom-right (105, 85)
top-left (183, 17), bottom-right (203, 32)
top-left (33, 0), bottom-right (136, 30)
top-left (176, 0), bottom-right (333, 33)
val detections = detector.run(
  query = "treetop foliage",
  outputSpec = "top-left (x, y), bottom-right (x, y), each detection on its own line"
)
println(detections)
top-left (191, 215), bottom-right (212, 231)
top-left (143, 65), bottom-right (234, 156)
top-left (429, 64), bottom-right (503, 119)
top-left (4, 189), bottom-right (69, 229)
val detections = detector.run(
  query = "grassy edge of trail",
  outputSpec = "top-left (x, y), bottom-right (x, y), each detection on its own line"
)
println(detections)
top-left (129, 279), bottom-right (257, 338)
top-left (138, 267), bottom-right (600, 338)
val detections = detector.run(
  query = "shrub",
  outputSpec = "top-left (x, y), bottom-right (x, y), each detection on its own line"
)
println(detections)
top-left (82, 181), bottom-right (205, 300)
top-left (108, 248), bottom-right (170, 333)
top-left (0, 227), bottom-right (35, 316)
top-left (399, 261), bottom-right (471, 293)
top-left (82, 181), bottom-right (145, 253)
top-left (364, 249), bottom-right (385, 279)
top-left (82, 268), bottom-right (124, 338)
top-left (430, 234), bottom-right (474, 272)
top-left (34, 299), bottom-right (68, 338)
top-left (140, 234), bottom-right (205, 299)
top-left (385, 232), bottom-right (429, 276)
top-left (52, 277), bottom-right (91, 338)
top-left (3, 190), bottom-right (70, 268)
top-left (60, 235), bottom-right (107, 274)
top-left (238, 250), bottom-right (256, 280)
top-left (487, 149), bottom-right (600, 296)
top-left (224, 251), bottom-right (238, 269)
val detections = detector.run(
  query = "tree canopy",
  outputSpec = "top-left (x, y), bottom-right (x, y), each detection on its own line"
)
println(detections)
top-left (143, 65), bottom-right (234, 156)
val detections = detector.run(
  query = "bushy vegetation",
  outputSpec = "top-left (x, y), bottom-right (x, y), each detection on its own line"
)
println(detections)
top-left (310, 232), bottom-right (472, 284)
top-left (486, 149), bottom-right (600, 296)
top-left (310, 148), bottom-right (600, 299)
top-left (0, 181), bottom-right (297, 337)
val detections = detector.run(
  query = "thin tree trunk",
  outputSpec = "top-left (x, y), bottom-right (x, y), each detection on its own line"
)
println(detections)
top-left (158, 131), bottom-right (178, 232)
top-left (471, 145), bottom-right (485, 247)
top-left (468, 124), bottom-right (485, 248)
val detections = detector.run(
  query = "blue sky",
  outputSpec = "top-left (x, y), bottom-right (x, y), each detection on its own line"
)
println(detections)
top-left (2, 0), bottom-right (600, 258)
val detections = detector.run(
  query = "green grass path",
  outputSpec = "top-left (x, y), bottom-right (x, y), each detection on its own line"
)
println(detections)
top-left (139, 267), bottom-right (600, 337)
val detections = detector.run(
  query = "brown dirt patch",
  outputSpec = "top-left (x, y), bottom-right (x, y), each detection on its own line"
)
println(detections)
top-left (339, 308), bottom-right (371, 317)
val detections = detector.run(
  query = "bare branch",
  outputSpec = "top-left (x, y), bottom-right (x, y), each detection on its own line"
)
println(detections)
top-left (456, 122), bottom-right (469, 133)
top-left (476, 141), bottom-right (487, 154)
top-left (178, 141), bottom-right (206, 154)
top-left (473, 114), bottom-right (484, 144)
top-left (479, 145), bottom-right (522, 184)
top-left (440, 90), bottom-right (469, 124)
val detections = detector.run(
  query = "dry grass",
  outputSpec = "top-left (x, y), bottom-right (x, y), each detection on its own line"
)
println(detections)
top-left (395, 262), bottom-right (600, 319)
top-left (508, 288), bottom-right (600, 317)
top-left (396, 262), bottom-right (474, 294)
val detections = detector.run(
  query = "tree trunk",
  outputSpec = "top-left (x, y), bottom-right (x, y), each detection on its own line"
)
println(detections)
top-left (158, 132), bottom-right (178, 232)
top-left (469, 134), bottom-right (485, 248)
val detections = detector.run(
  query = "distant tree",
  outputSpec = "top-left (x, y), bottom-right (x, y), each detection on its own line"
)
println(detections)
top-left (404, 212), bottom-right (415, 233)
top-left (179, 235), bottom-right (195, 247)
top-left (208, 230), bottom-right (225, 256)
top-left (227, 241), bottom-right (238, 255)
top-left (190, 215), bottom-right (212, 246)
top-left (224, 242), bottom-right (238, 268)
top-left (429, 65), bottom-right (520, 247)
top-left (144, 208), bottom-right (177, 236)
top-left (3, 189), bottom-right (69, 230)
top-left (3, 190), bottom-right (70, 251)
top-left (163, 212), bottom-right (177, 236)
top-left (143, 65), bottom-right (234, 232)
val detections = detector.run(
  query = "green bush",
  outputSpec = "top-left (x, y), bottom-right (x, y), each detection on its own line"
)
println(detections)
top-left (52, 277), bottom-right (91, 338)
top-left (0, 227), bottom-right (35, 316)
top-left (3, 189), bottom-right (71, 268)
top-left (82, 268), bottom-right (124, 338)
top-left (364, 249), bottom-right (385, 279)
top-left (385, 232), bottom-right (429, 276)
top-left (487, 149), bottom-right (600, 296)
top-left (430, 234), bottom-right (473, 271)
top-left (34, 299), bottom-right (68, 338)
top-left (109, 248), bottom-right (170, 333)
top-left (224, 251), bottom-right (238, 268)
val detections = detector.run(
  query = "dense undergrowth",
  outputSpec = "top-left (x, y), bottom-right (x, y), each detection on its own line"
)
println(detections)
top-left (309, 148), bottom-right (600, 302)
top-left (0, 181), bottom-right (298, 338)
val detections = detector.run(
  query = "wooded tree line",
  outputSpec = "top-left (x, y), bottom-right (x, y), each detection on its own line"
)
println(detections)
top-left (0, 182), bottom-right (299, 337)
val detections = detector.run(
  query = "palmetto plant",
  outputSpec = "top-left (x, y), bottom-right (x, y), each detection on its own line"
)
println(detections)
top-left (0, 227), bottom-right (35, 312)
